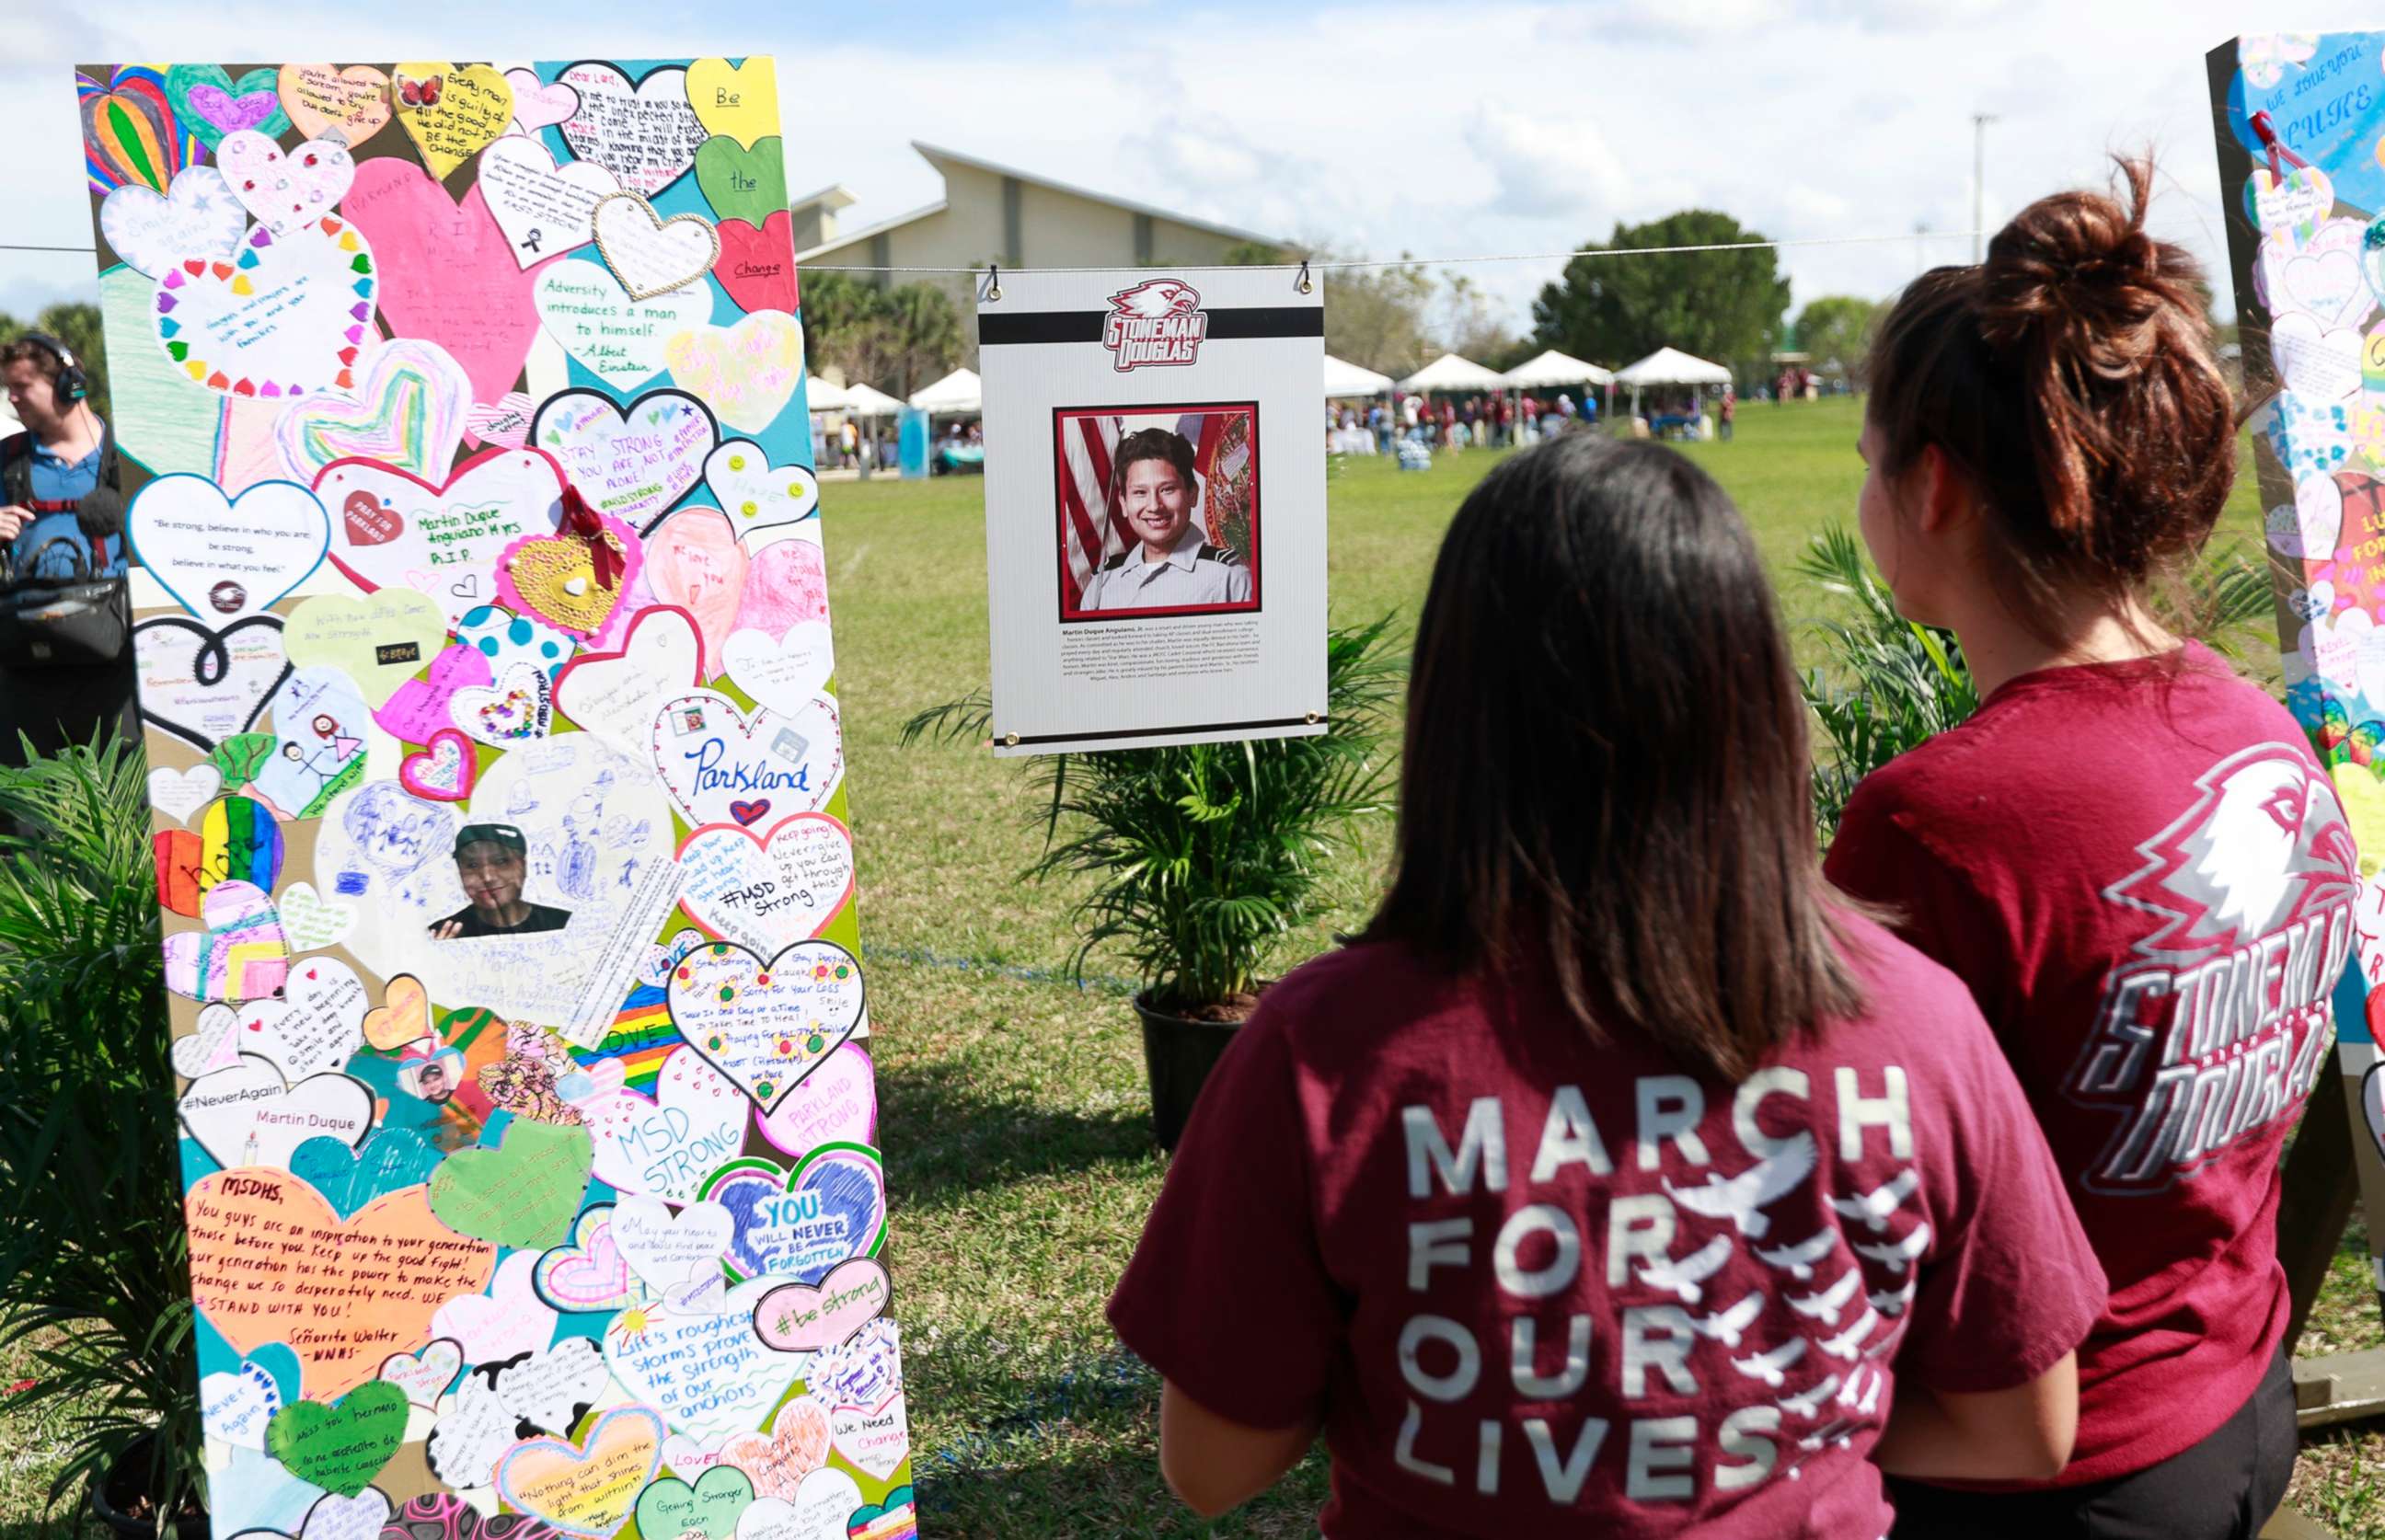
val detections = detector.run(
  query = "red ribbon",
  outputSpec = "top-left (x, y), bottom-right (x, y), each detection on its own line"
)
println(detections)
top-left (2249, 110), bottom-right (2310, 179)
top-left (559, 484), bottom-right (620, 590)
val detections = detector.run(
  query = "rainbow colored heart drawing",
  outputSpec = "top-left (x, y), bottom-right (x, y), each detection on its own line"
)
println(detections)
top-left (273, 337), bottom-right (470, 481)
top-left (162, 879), bottom-right (289, 1002)
top-left (154, 219), bottom-right (376, 398)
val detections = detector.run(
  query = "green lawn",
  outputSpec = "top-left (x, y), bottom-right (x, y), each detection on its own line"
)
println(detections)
top-left (4, 397), bottom-right (2366, 1537)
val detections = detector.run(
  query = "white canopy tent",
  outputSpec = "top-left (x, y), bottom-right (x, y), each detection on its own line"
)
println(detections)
top-left (841, 382), bottom-right (904, 418)
top-left (1502, 349), bottom-right (1614, 389)
top-left (803, 375), bottom-right (850, 413)
top-left (1396, 352), bottom-right (1506, 394)
top-left (1614, 347), bottom-right (1734, 426)
top-left (907, 368), bottom-right (982, 415)
top-left (1322, 354), bottom-right (1395, 398)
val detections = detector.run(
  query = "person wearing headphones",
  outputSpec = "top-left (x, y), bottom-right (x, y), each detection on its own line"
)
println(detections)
top-left (0, 331), bottom-right (133, 762)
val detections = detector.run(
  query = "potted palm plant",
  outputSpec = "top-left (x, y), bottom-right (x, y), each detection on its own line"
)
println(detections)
top-left (905, 617), bottom-right (1402, 1147)
top-left (0, 734), bottom-right (205, 1534)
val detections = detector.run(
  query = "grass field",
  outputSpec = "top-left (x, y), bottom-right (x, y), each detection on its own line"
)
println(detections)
top-left (5, 396), bottom-right (2375, 1536)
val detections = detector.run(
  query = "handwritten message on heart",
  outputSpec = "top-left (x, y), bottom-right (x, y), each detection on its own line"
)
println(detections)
top-left (647, 510), bottom-right (750, 674)
top-left (495, 1404), bottom-right (663, 1538)
top-left (637, 1465), bottom-right (755, 1540)
top-left (756, 1043), bottom-right (876, 1164)
top-left (694, 136), bottom-right (785, 230)
top-left (393, 62), bottom-right (513, 180)
top-left (317, 447), bottom-right (567, 626)
top-left (666, 312), bottom-right (802, 433)
top-left (375, 643), bottom-right (491, 744)
top-left (378, 1338), bottom-right (464, 1408)
top-left (506, 68), bottom-right (580, 132)
top-left (428, 1115), bottom-right (592, 1249)
top-left (554, 603), bottom-right (705, 743)
top-left (266, 1381), bottom-right (408, 1498)
top-left (678, 812), bottom-right (855, 956)
top-left (135, 616), bottom-right (291, 751)
top-left (752, 1256), bottom-right (890, 1353)
top-left (236, 954), bottom-right (368, 1081)
top-left (285, 588), bottom-right (449, 707)
top-left (666, 940), bottom-right (864, 1114)
top-left (340, 163), bottom-right (540, 408)
top-left (575, 1045), bottom-right (747, 1203)
top-left (478, 133), bottom-right (619, 270)
top-left (704, 442), bottom-right (818, 539)
top-left (496, 516), bottom-right (642, 640)
top-left (532, 388), bottom-right (716, 533)
top-left (2276, 310), bottom-right (2364, 402)
top-left (492, 1336), bottom-right (609, 1436)
top-left (278, 63), bottom-right (390, 148)
top-left (715, 211), bottom-right (799, 316)
top-left (179, 1054), bottom-right (371, 1167)
top-left (592, 192), bottom-right (719, 300)
top-left (100, 166), bottom-right (248, 280)
top-left (201, 1358), bottom-right (282, 1449)
top-left (828, 1391), bottom-right (907, 1483)
top-left (603, 1279), bottom-right (811, 1442)
top-left (613, 1192), bottom-right (734, 1290)
top-left (165, 64), bottom-right (291, 150)
top-left (724, 623), bottom-right (834, 715)
top-left (532, 260), bottom-right (712, 391)
top-left (2271, 472), bottom-right (2346, 560)
top-left (187, 1171), bottom-right (496, 1398)
top-left (149, 762), bottom-right (225, 824)
top-left (558, 63), bottom-right (707, 195)
top-left (652, 690), bottom-right (844, 828)
top-left (432, 1250), bottom-right (559, 1367)
top-left (155, 220), bottom-right (375, 398)
top-left (130, 474), bottom-right (328, 624)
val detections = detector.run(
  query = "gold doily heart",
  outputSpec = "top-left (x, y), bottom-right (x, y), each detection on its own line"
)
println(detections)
top-left (507, 534), bottom-right (628, 636)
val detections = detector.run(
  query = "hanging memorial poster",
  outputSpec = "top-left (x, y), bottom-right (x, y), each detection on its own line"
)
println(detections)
top-left (75, 54), bottom-right (916, 1535)
top-left (976, 266), bottom-right (1327, 754)
top-left (2208, 32), bottom-right (2385, 1304)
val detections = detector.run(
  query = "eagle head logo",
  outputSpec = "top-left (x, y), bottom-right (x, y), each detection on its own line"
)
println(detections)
top-left (1109, 279), bottom-right (1202, 320)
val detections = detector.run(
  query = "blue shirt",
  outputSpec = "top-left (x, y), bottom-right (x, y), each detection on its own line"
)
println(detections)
top-left (10, 439), bottom-right (114, 580)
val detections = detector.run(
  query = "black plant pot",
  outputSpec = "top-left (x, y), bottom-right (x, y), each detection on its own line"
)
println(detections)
top-left (1136, 992), bottom-right (1243, 1152)
top-left (89, 1429), bottom-right (207, 1540)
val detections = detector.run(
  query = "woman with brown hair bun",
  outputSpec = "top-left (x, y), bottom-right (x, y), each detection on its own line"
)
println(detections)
top-left (1105, 433), bottom-right (2105, 1536)
top-left (1827, 158), bottom-right (2352, 1538)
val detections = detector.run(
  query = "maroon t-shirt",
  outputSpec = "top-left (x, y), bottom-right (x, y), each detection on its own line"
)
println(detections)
top-left (1825, 644), bottom-right (2359, 1486)
top-left (1108, 920), bottom-right (2103, 1538)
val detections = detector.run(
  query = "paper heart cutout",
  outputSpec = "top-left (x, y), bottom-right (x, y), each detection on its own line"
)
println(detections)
top-left (232, 954), bottom-right (367, 1081)
top-left (733, 537), bottom-right (834, 639)
top-left (164, 64), bottom-right (290, 149)
top-left (279, 63), bottom-right (391, 149)
top-left (77, 67), bottom-right (187, 195)
top-left (811, 1321), bottom-right (902, 1420)
top-left (2274, 474), bottom-right (2347, 561)
top-left (496, 1405), bottom-right (664, 1537)
top-left (297, 1487), bottom-right (394, 1540)
top-left (378, 1337), bottom-right (464, 1407)
top-left (467, 392), bottom-right (536, 450)
top-left (699, 1144), bottom-right (884, 1286)
top-left (2291, 581), bottom-right (2337, 623)
top-left (496, 518), bottom-right (643, 639)
top-left (591, 192), bottom-right (720, 301)
top-left (662, 938), bottom-right (868, 1120)
top-left (275, 337), bottom-right (471, 484)
top-left (756, 1043), bottom-right (876, 1163)
top-left (163, 879), bottom-right (290, 1001)
top-left (529, 387), bottom-right (716, 533)
top-left (720, 1396), bottom-right (832, 1505)
top-left (399, 729), bottom-right (478, 801)
top-left (212, 732), bottom-right (279, 788)
top-left (179, 1053), bottom-right (372, 1167)
top-left (455, 600), bottom-right (577, 678)
top-left (612, 1192), bottom-right (734, 1290)
top-left (578, 1046), bottom-right (747, 1202)
top-left (695, 136), bottom-right (786, 229)
top-left (149, 762), bottom-right (225, 824)
top-left (100, 166), bottom-right (248, 281)
top-left (432, 1250), bottom-right (558, 1367)
top-left (504, 68), bottom-right (581, 132)
top-left (2276, 311), bottom-right (2364, 401)
top-left (2252, 162), bottom-right (2333, 245)
top-left (686, 57), bottom-right (777, 147)
top-left (291, 1126), bottom-right (442, 1218)
top-left (677, 812), bottom-right (856, 957)
top-left (361, 972), bottom-right (431, 1052)
top-left (553, 603), bottom-right (705, 743)
top-left (532, 1204), bottom-right (649, 1314)
top-left (129, 475), bottom-right (329, 624)
top-left (374, 643), bottom-right (493, 744)
top-left (715, 213), bottom-right (800, 316)
top-left (531, 260), bottom-right (713, 392)
top-left (603, 1279), bottom-right (812, 1443)
top-left (841, 1486), bottom-right (916, 1540)
top-left (277, 880), bottom-right (356, 951)
top-left (478, 133), bottom-right (620, 270)
top-left (645, 510), bottom-right (751, 674)
top-left (735, 1470), bottom-right (862, 1540)
top-left (381, 1495), bottom-right (563, 1539)
top-left (284, 587), bottom-right (451, 707)
top-left (636, 1465), bottom-right (755, 1540)
top-left (340, 162), bottom-right (539, 408)
top-left (2271, 232), bottom-right (2374, 330)
top-left (200, 1356), bottom-right (283, 1448)
top-left (172, 1004), bottom-right (245, 1079)
top-left (490, 1337), bottom-right (609, 1437)
top-left (752, 1257), bottom-right (892, 1353)
top-left (557, 63), bottom-right (707, 195)
top-left (317, 446), bottom-right (570, 628)
top-left (730, 799), bottom-right (772, 826)
top-left (827, 1391), bottom-right (907, 1483)
top-left (449, 661), bottom-right (555, 746)
top-left (724, 624), bottom-right (835, 715)
top-left (154, 220), bottom-right (375, 399)
top-left (266, 1381), bottom-right (408, 1498)
top-left (392, 62), bottom-right (513, 180)
top-left (135, 615), bottom-right (293, 752)
top-left (705, 441), bottom-right (819, 538)
top-left (665, 312), bottom-right (804, 434)
top-left (428, 1117), bottom-right (593, 1249)
top-left (216, 130), bottom-right (354, 239)
top-left (651, 689), bottom-right (845, 828)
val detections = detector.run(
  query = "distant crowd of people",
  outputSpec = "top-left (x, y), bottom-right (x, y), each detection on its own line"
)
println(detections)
top-left (1328, 390), bottom-right (1599, 455)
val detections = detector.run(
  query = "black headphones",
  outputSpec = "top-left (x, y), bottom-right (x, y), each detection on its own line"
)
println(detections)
top-left (20, 332), bottom-right (87, 404)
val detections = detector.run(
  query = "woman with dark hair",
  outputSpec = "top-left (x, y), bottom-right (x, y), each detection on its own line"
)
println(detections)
top-left (1826, 159), bottom-right (2347, 1538)
top-left (1108, 433), bottom-right (2104, 1536)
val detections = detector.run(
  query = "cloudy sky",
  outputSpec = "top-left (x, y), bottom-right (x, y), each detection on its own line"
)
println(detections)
top-left (4, 3), bottom-right (2374, 333)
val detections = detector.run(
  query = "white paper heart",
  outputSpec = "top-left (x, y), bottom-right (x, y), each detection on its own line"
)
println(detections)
top-left (478, 134), bottom-right (621, 270)
top-left (529, 387), bottom-right (715, 532)
top-left (556, 63), bottom-right (707, 196)
top-left (491, 1337), bottom-right (609, 1435)
top-left (650, 689), bottom-right (844, 828)
top-left (2273, 474), bottom-right (2346, 561)
top-left (234, 955), bottom-right (369, 1081)
top-left (2254, 164), bottom-right (2333, 243)
top-left (277, 880), bottom-right (358, 952)
top-left (150, 763), bottom-right (226, 824)
top-left (591, 192), bottom-right (720, 301)
top-left (665, 939), bottom-right (865, 1113)
top-left (678, 813), bottom-right (856, 956)
top-left (431, 1251), bottom-right (557, 1368)
top-left (578, 1047), bottom-right (744, 1203)
top-left (2290, 581), bottom-right (2336, 623)
top-left (2275, 311), bottom-right (2363, 401)
top-left (449, 660), bottom-right (556, 746)
top-left (827, 1391), bottom-right (907, 1482)
top-left (129, 476), bottom-right (330, 623)
top-left (704, 442), bottom-right (819, 539)
top-left (215, 131), bottom-right (355, 238)
top-left (317, 448), bottom-right (566, 628)
top-left (612, 1193), bottom-right (735, 1290)
top-left (723, 625), bottom-right (835, 716)
top-left (554, 604), bottom-right (705, 744)
top-left (297, 1488), bottom-right (392, 1540)
top-left (766, 1468), bottom-right (866, 1540)
top-left (171, 1004), bottom-right (246, 1079)
top-left (601, 1278), bottom-right (809, 1442)
top-left (378, 1338), bottom-right (465, 1407)
top-left (134, 616), bottom-right (291, 752)
top-left (665, 1268), bottom-right (728, 1316)
top-left (2282, 247), bottom-right (2373, 330)
top-left (101, 166), bottom-right (250, 281)
top-left (530, 265), bottom-right (712, 392)
top-left (200, 1358), bottom-right (282, 1449)
top-left (176, 1053), bottom-right (372, 1168)
top-left (154, 219), bottom-right (376, 400)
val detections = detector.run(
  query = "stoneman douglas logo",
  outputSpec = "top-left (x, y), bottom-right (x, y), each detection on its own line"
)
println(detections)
top-left (1102, 279), bottom-right (1207, 371)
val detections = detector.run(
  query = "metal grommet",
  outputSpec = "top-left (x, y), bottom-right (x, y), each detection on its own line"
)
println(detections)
top-left (1296, 259), bottom-right (1313, 294)
top-left (985, 263), bottom-right (1003, 303)
top-left (1304, 710), bottom-right (1320, 724)
top-left (1003, 732), bottom-right (1020, 747)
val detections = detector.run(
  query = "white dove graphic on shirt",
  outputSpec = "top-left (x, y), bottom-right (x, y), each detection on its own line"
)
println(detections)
top-left (1798, 1419), bottom-right (1861, 1454)
top-left (1817, 1305), bottom-right (1884, 1362)
top-left (1635, 1232), bottom-right (1734, 1304)
top-left (1754, 1229), bottom-right (1838, 1280)
top-left (1692, 1291), bottom-right (1765, 1348)
top-left (1837, 1364), bottom-right (1884, 1417)
top-left (1729, 1338), bottom-right (1808, 1388)
top-left (1786, 1268), bottom-right (1861, 1325)
top-left (1868, 1275), bottom-right (1919, 1317)
top-left (1828, 1168), bottom-right (1920, 1233)
top-left (1775, 1373), bottom-right (1842, 1420)
top-left (1662, 1132), bottom-right (1817, 1239)
top-left (1853, 1223), bottom-right (1933, 1277)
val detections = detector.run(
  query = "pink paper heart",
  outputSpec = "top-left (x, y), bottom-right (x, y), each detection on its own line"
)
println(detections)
top-left (467, 391), bottom-right (536, 450)
top-left (504, 69), bottom-right (581, 132)
top-left (215, 130), bottom-right (355, 238)
top-left (719, 1394), bottom-right (833, 1500)
top-left (374, 644), bottom-right (494, 743)
top-left (398, 728), bottom-right (478, 801)
top-left (161, 879), bottom-right (290, 1002)
top-left (532, 1207), bottom-right (641, 1314)
top-left (752, 1257), bottom-right (892, 1353)
top-left (340, 161), bottom-right (541, 407)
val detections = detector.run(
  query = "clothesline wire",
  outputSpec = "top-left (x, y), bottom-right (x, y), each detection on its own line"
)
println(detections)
top-left (0, 229), bottom-right (1988, 268)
